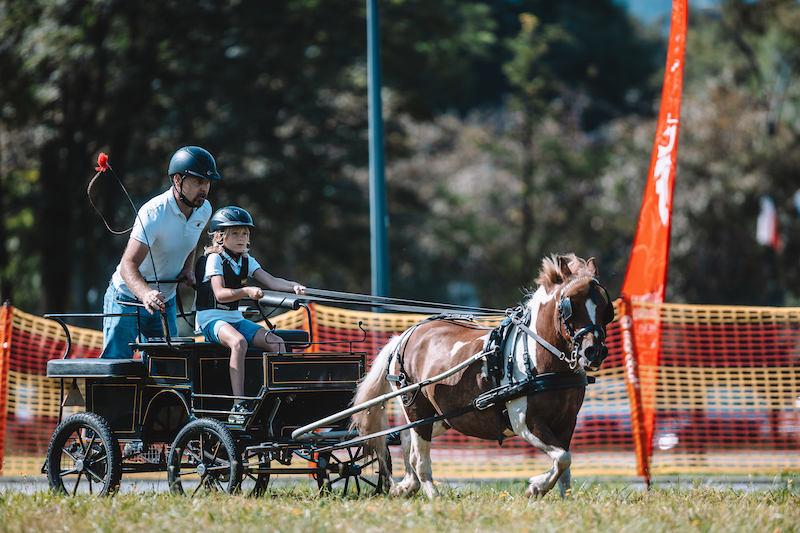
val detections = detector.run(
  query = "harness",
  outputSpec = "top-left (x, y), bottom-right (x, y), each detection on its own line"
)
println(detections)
top-left (385, 314), bottom-right (480, 406)
top-left (384, 296), bottom-right (605, 445)
top-left (195, 252), bottom-right (249, 312)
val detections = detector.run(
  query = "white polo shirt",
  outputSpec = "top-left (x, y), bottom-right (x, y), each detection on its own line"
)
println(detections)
top-left (111, 188), bottom-right (211, 301)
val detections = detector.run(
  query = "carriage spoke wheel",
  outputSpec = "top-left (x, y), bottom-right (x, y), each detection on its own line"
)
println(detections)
top-left (317, 444), bottom-right (390, 497)
top-left (46, 412), bottom-right (122, 497)
top-left (240, 450), bottom-right (270, 497)
top-left (167, 418), bottom-right (241, 495)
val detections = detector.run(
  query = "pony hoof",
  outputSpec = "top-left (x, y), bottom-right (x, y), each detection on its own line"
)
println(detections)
top-left (526, 485), bottom-right (547, 498)
top-left (391, 485), bottom-right (419, 498)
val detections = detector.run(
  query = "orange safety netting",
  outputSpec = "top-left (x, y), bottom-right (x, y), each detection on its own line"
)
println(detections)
top-left (638, 301), bottom-right (800, 474)
top-left (0, 301), bottom-right (797, 478)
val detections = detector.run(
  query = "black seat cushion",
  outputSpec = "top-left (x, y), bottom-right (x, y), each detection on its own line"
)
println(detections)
top-left (47, 358), bottom-right (145, 378)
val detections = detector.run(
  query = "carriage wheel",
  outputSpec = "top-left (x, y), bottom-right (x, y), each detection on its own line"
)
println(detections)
top-left (46, 412), bottom-right (122, 497)
top-left (240, 450), bottom-right (270, 497)
top-left (167, 418), bottom-right (241, 495)
top-left (317, 444), bottom-right (391, 497)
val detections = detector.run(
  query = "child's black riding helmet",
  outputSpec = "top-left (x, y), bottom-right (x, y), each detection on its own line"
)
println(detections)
top-left (210, 206), bottom-right (255, 233)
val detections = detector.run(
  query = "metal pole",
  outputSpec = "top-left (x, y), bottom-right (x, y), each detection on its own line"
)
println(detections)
top-left (367, 0), bottom-right (390, 298)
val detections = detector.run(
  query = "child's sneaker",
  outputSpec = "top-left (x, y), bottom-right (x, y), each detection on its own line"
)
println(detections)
top-left (228, 401), bottom-right (250, 424)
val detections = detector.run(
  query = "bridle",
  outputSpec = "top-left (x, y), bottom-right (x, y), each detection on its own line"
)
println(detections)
top-left (556, 276), bottom-right (612, 370)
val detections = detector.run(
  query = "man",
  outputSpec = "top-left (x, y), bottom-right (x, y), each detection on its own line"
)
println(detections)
top-left (101, 146), bottom-right (219, 358)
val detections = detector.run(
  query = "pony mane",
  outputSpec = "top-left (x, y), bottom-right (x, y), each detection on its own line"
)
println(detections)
top-left (534, 253), bottom-right (588, 291)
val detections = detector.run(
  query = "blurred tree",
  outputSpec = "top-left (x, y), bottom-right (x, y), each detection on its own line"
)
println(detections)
top-left (0, 0), bottom-right (688, 316)
top-left (384, 3), bottom-right (661, 306)
top-left (0, 0), bottom-right (498, 315)
top-left (502, 13), bottom-right (571, 288)
top-left (662, 0), bottom-right (800, 304)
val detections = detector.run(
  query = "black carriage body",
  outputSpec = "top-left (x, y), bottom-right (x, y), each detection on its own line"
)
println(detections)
top-left (47, 338), bottom-right (365, 445)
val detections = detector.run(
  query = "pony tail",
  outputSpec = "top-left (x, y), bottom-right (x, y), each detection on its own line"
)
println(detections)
top-left (350, 336), bottom-right (400, 465)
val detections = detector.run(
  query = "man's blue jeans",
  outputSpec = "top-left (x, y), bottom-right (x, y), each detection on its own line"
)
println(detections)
top-left (101, 283), bottom-right (177, 359)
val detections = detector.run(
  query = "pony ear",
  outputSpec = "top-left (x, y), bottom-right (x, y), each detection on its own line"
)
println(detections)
top-left (586, 257), bottom-right (598, 278)
top-left (558, 256), bottom-right (572, 281)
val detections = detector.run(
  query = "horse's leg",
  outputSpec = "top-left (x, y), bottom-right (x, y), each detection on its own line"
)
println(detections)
top-left (557, 467), bottom-right (571, 498)
top-left (506, 398), bottom-right (571, 498)
top-left (407, 428), bottom-right (438, 499)
top-left (523, 434), bottom-right (570, 498)
top-left (391, 429), bottom-right (421, 497)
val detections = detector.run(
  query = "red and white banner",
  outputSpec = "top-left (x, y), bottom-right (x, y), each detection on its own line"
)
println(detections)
top-left (620, 0), bottom-right (688, 482)
top-left (756, 196), bottom-right (782, 252)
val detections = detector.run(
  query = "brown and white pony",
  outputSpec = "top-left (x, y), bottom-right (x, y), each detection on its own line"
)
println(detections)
top-left (351, 254), bottom-right (614, 498)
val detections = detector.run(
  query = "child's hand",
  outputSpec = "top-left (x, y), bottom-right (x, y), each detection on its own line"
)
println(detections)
top-left (244, 286), bottom-right (264, 300)
top-left (293, 285), bottom-right (306, 295)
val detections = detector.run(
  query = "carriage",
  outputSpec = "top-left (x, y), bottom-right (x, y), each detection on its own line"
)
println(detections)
top-left (43, 293), bottom-right (389, 496)
top-left (43, 253), bottom-right (614, 499)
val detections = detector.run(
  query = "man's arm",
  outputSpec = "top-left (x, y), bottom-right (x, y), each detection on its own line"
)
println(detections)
top-left (177, 249), bottom-right (197, 288)
top-left (119, 238), bottom-right (165, 315)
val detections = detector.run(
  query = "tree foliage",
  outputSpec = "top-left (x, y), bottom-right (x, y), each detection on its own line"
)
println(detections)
top-left (19, 0), bottom-right (800, 317)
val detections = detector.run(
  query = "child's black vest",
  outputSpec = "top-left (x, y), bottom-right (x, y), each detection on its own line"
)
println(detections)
top-left (195, 252), bottom-right (249, 312)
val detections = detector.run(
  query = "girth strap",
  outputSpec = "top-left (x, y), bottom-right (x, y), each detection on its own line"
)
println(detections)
top-left (473, 372), bottom-right (595, 411)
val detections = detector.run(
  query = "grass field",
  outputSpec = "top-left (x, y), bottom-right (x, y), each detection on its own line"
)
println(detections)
top-left (1, 479), bottom-right (799, 532)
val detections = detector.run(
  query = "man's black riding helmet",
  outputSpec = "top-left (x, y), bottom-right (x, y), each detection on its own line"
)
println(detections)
top-left (168, 146), bottom-right (221, 181)
top-left (209, 206), bottom-right (255, 233)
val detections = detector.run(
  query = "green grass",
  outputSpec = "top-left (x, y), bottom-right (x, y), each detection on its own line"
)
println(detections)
top-left (1, 480), bottom-right (799, 533)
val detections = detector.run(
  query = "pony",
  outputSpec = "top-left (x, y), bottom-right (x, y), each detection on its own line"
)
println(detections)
top-left (351, 254), bottom-right (614, 498)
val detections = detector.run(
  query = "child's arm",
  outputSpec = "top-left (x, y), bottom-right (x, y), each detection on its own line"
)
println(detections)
top-left (210, 275), bottom-right (265, 302)
top-left (252, 269), bottom-right (306, 295)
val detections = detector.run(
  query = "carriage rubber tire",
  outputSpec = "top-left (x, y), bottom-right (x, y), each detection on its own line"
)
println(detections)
top-left (46, 412), bottom-right (122, 497)
top-left (167, 418), bottom-right (242, 495)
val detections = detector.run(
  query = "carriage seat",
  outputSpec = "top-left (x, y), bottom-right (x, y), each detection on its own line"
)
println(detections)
top-left (47, 358), bottom-right (146, 378)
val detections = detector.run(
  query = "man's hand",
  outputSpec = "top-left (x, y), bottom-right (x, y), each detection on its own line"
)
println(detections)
top-left (143, 289), bottom-right (166, 315)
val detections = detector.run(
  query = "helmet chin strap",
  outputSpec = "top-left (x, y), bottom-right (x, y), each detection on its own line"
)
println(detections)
top-left (223, 246), bottom-right (242, 260)
top-left (175, 176), bottom-right (201, 209)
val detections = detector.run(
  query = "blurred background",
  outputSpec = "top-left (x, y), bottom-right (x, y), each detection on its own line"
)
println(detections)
top-left (1, 0), bottom-right (799, 325)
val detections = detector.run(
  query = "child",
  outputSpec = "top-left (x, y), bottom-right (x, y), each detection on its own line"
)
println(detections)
top-left (195, 206), bottom-right (305, 423)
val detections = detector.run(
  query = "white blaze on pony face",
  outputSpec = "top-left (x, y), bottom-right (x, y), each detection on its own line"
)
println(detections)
top-left (585, 298), bottom-right (597, 325)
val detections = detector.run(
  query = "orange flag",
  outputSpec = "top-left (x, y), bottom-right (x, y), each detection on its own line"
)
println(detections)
top-left (620, 0), bottom-right (688, 483)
